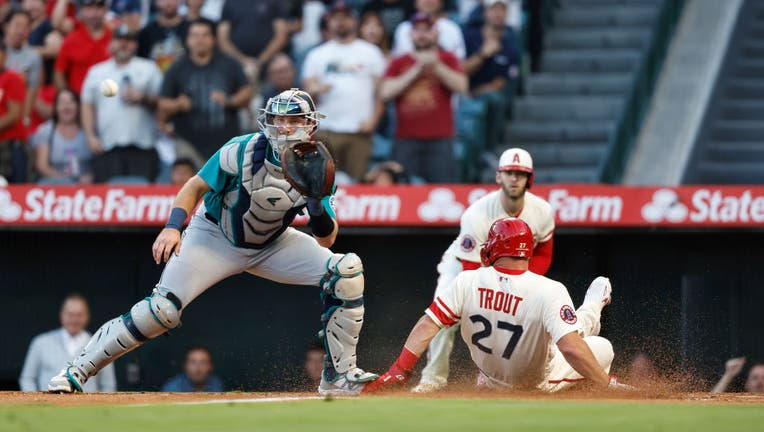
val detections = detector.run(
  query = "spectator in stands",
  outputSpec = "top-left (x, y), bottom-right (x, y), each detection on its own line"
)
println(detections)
top-left (359, 10), bottom-right (394, 161)
top-left (713, 357), bottom-right (764, 394)
top-left (161, 346), bottom-right (225, 392)
top-left (463, 0), bottom-right (522, 31)
top-left (159, 18), bottom-right (252, 166)
top-left (360, 0), bottom-right (415, 47)
top-left (380, 12), bottom-right (466, 183)
top-left (391, 0), bottom-right (465, 60)
top-left (188, 0), bottom-right (225, 23)
top-left (81, 24), bottom-right (163, 183)
top-left (463, 0), bottom-right (519, 149)
top-left (170, 157), bottom-right (196, 185)
top-left (23, 0), bottom-right (61, 132)
top-left (19, 293), bottom-right (116, 392)
top-left (301, 342), bottom-right (326, 391)
top-left (284, 0), bottom-right (305, 42)
top-left (31, 88), bottom-right (93, 183)
top-left (748, 363), bottom-right (764, 393)
top-left (107, 0), bottom-right (142, 32)
top-left (302, 0), bottom-right (387, 181)
top-left (259, 52), bottom-right (298, 103)
top-left (53, 0), bottom-right (112, 95)
top-left (290, 1), bottom-right (328, 60)
top-left (0, 1), bottom-right (11, 24)
top-left (181, 0), bottom-right (205, 22)
top-left (138, 0), bottom-right (189, 73)
top-left (5, 10), bottom-right (43, 128)
top-left (359, 10), bottom-right (391, 59)
top-left (48, 0), bottom-right (78, 29)
top-left (0, 40), bottom-right (28, 184)
top-left (24, 0), bottom-right (60, 60)
top-left (217, 0), bottom-right (289, 83)
top-left (362, 160), bottom-right (409, 185)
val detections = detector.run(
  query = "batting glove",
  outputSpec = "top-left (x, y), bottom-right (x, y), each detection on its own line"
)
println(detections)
top-left (608, 375), bottom-right (636, 390)
top-left (363, 347), bottom-right (419, 394)
top-left (362, 365), bottom-right (412, 394)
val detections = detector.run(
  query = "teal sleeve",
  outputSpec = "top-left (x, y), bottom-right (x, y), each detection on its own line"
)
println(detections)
top-left (198, 148), bottom-right (232, 192)
top-left (321, 194), bottom-right (335, 219)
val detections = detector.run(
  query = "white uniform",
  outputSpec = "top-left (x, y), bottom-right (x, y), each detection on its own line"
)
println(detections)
top-left (437, 189), bottom-right (554, 292)
top-left (419, 189), bottom-right (555, 388)
top-left (426, 267), bottom-right (613, 391)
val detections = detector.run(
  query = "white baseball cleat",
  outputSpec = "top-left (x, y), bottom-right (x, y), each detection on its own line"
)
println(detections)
top-left (47, 367), bottom-right (85, 393)
top-left (318, 368), bottom-right (378, 396)
top-left (584, 276), bottom-right (612, 310)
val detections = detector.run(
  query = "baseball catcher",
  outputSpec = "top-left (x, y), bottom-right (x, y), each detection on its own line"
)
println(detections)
top-left (48, 88), bottom-right (378, 395)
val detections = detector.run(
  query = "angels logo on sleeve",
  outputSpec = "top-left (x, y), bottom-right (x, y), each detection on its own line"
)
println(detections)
top-left (560, 305), bottom-right (577, 324)
top-left (460, 234), bottom-right (476, 252)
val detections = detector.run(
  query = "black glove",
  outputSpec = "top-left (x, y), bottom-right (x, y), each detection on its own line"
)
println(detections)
top-left (280, 140), bottom-right (335, 199)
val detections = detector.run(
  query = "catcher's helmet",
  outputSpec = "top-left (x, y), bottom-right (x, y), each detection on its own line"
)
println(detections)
top-left (498, 148), bottom-right (534, 188)
top-left (480, 217), bottom-right (534, 266)
top-left (257, 88), bottom-right (325, 155)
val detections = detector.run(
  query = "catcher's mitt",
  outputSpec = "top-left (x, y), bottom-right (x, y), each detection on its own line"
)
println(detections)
top-left (280, 140), bottom-right (335, 198)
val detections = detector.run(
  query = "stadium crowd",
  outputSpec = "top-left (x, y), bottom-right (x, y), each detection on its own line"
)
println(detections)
top-left (0, 0), bottom-right (536, 186)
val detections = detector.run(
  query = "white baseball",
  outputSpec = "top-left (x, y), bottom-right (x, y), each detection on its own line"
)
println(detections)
top-left (100, 79), bottom-right (119, 97)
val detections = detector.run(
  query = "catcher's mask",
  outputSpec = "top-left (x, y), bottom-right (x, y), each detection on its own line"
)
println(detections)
top-left (257, 88), bottom-right (325, 157)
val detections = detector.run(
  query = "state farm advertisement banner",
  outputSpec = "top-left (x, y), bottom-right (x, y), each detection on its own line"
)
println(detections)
top-left (1, 184), bottom-right (763, 227)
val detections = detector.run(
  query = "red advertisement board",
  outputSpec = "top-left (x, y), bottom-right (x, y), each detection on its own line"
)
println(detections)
top-left (1, 184), bottom-right (763, 227)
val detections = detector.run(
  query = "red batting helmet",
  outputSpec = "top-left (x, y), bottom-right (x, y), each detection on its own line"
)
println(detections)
top-left (498, 148), bottom-right (534, 188)
top-left (480, 217), bottom-right (534, 266)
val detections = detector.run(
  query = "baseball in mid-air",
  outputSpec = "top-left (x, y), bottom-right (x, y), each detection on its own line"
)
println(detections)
top-left (100, 79), bottom-right (119, 97)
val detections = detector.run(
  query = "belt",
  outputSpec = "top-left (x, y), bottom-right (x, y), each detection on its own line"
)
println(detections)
top-left (204, 212), bottom-right (218, 224)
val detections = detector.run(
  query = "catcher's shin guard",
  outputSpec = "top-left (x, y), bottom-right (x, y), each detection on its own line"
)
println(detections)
top-left (65, 289), bottom-right (182, 389)
top-left (318, 253), bottom-right (375, 383)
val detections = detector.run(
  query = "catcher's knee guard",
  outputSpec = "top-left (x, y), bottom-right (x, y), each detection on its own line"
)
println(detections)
top-left (70, 289), bottom-right (183, 381)
top-left (319, 253), bottom-right (365, 380)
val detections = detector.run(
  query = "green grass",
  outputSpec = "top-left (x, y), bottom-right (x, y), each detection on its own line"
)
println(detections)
top-left (1, 398), bottom-right (763, 432)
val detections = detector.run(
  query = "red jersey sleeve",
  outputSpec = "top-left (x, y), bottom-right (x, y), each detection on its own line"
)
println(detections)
top-left (529, 238), bottom-right (553, 275)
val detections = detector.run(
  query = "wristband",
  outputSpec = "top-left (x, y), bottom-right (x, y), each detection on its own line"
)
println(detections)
top-left (310, 210), bottom-right (334, 238)
top-left (395, 347), bottom-right (420, 372)
top-left (165, 207), bottom-right (188, 231)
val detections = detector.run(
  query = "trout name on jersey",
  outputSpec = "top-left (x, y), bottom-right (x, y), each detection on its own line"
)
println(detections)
top-left (478, 287), bottom-right (523, 316)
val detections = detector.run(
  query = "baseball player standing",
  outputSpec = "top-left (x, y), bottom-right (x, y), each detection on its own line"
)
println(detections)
top-left (48, 88), bottom-right (378, 395)
top-left (414, 147), bottom-right (554, 392)
top-left (364, 218), bottom-right (626, 393)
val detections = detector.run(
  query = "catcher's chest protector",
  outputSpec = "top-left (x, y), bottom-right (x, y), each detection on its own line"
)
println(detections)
top-left (218, 135), bottom-right (306, 247)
